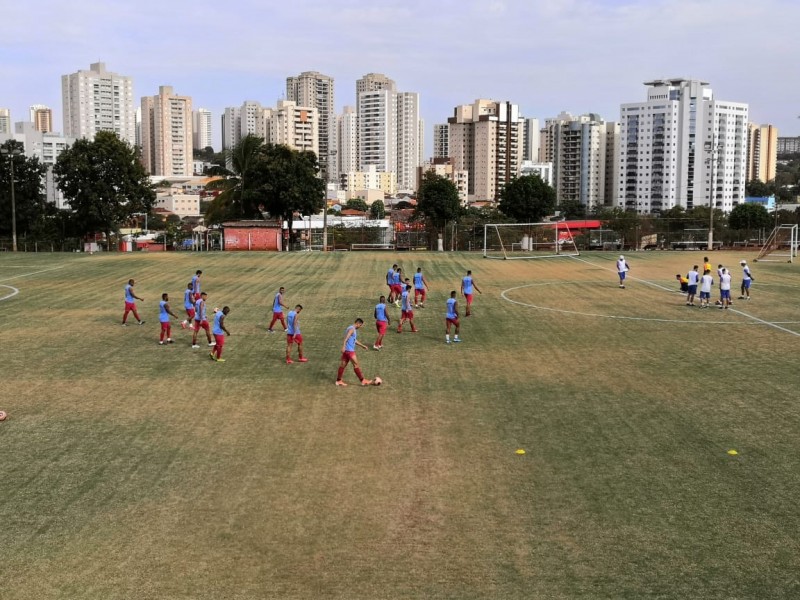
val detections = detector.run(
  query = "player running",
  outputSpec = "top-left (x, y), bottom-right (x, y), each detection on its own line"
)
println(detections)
top-left (335, 318), bottom-right (374, 387)
top-left (191, 270), bottom-right (203, 301)
top-left (158, 292), bottom-right (179, 344)
top-left (413, 267), bottom-right (429, 308)
top-left (391, 267), bottom-right (403, 307)
top-left (181, 282), bottom-right (195, 329)
top-left (122, 279), bottom-right (145, 326)
top-left (386, 264), bottom-right (398, 304)
top-left (209, 306), bottom-right (231, 362)
top-left (373, 295), bottom-right (390, 350)
top-left (397, 283), bottom-right (418, 333)
top-left (461, 270), bottom-right (481, 316)
top-left (445, 290), bottom-right (461, 344)
top-left (267, 287), bottom-right (288, 333)
top-left (191, 292), bottom-right (215, 349)
top-left (285, 305), bottom-right (308, 364)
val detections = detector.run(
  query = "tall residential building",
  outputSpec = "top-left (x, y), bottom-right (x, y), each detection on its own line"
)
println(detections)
top-left (0, 109), bottom-right (10, 134)
top-left (222, 106), bottom-right (241, 150)
top-left (448, 99), bottom-right (525, 202)
top-left (140, 85), bottom-right (193, 177)
top-left (396, 92), bottom-right (422, 191)
top-left (358, 89), bottom-right (397, 175)
top-left (193, 108), bottom-right (213, 151)
top-left (286, 71), bottom-right (335, 181)
top-left (221, 101), bottom-right (264, 150)
top-left (433, 124), bottom-right (449, 159)
top-left (523, 118), bottom-right (541, 162)
top-left (261, 100), bottom-right (318, 155)
top-left (617, 78), bottom-right (748, 214)
top-left (777, 137), bottom-right (800, 154)
top-left (747, 123), bottom-right (778, 183)
top-left (337, 106), bottom-right (358, 175)
top-left (356, 73), bottom-right (396, 95)
top-left (29, 105), bottom-right (53, 133)
top-left (61, 62), bottom-right (135, 145)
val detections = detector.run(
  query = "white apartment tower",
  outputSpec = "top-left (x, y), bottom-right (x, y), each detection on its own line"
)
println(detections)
top-left (618, 79), bottom-right (748, 214)
top-left (0, 109), bottom-right (10, 135)
top-left (396, 92), bottom-right (422, 191)
top-left (337, 106), bottom-right (358, 175)
top-left (448, 99), bottom-right (525, 202)
top-left (262, 100), bottom-right (318, 155)
top-left (523, 118), bottom-right (540, 162)
top-left (433, 124), bottom-right (449, 159)
top-left (193, 108), bottom-right (213, 151)
top-left (61, 62), bottom-right (135, 145)
top-left (222, 106), bottom-right (241, 150)
top-left (286, 71), bottom-right (335, 181)
top-left (140, 86), bottom-right (193, 177)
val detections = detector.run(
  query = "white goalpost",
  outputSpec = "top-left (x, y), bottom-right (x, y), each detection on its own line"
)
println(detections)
top-left (755, 224), bottom-right (798, 263)
top-left (483, 222), bottom-right (580, 260)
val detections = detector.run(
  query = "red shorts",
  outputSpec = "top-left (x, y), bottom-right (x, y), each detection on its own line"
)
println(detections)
top-left (401, 310), bottom-right (413, 319)
top-left (376, 320), bottom-right (388, 335)
top-left (341, 350), bottom-right (355, 363)
top-left (194, 320), bottom-right (209, 331)
top-left (391, 284), bottom-right (403, 295)
top-left (160, 322), bottom-right (170, 332)
top-left (214, 333), bottom-right (225, 348)
top-left (193, 292), bottom-right (201, 302)
top-left (124, 301), bottom-right (136, 311)
top-left (464, 293), bottom-right (473, 304)
top-left (446, 317), bottom-right (459, 326)
top-left (185, 307), bottom-right (195, 319)
top-left (287, 333), bottom-right (303, 345)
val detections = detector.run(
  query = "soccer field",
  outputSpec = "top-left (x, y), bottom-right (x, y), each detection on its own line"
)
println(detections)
top-left (2, 250), bottom-right (799, 599)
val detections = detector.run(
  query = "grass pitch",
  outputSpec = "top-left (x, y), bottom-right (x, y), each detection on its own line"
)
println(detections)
top-left (1, 250), bottom-right (800, 599)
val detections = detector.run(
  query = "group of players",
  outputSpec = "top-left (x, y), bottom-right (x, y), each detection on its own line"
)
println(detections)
top-left (676, 257), bottom-right (754, 309)
top-left (121, 265), bottom-right (483, 384)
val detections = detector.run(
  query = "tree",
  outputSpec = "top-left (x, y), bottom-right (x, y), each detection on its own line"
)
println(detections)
top-left (416, 171), bottom-right (460, 230)
top-left (204, 134), bottom-right (265, 223)
top-left (745, 180), bottom-right (773, 198)
top-left (0, 140), bottom-right (49, 239)
top-left (54, 132), bottom-right (155, 249)
top-left (728, 203), bottom-right (772, 232)
top-left (498, 174), bottom-right (556, 223)
top-left (345, 198), bottom-right (369, 213)
top-left (370, 199), bottom-right (385, 219)
top-left (557, 197), bottom-right (586, 220)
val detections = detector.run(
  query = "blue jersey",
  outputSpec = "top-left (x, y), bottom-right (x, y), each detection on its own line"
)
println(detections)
top-left (191, 275), bottom-right (200, 295)
top-left (392, 270), bottom-right (402, 285)
top-left (386, 268), bottom-right (395, 284)
top-left (212, 310), bottom-right (225, 335)
top-left (446, 297), bottom-right (458, 319)
top-left (159, 300), bottom-right (170, 323)
top-left (272, 292), bottom-right (283, 312)
top-left (414, 272), bottom-right (424, 289)
top-left (183, 288), bottom-right (193, 309)
top-left (194, 298), bottom-right (206, 322)
top-left (344, 325), bottom-right (357, 352)
top-left (124, 284), bottom-right (135, 303)
top-left (462, 276), bottom-right (474, 294)
top-left (401, 290), bottom-right (411, 311)
top-left (287, 310), bottom-right (299, 335)
top-left (375, 303), bottom-right (387, 322)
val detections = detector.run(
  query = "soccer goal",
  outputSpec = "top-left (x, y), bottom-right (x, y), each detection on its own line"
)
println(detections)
top-left (483, 222), bottom-right (580, 259)
top-left (756, 224), bottom-right (798, 263)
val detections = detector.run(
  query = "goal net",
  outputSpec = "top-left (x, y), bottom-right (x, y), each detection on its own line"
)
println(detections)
top-left (483, 222), bottom-right (580, 260)
top-left (756, 224), bottom-right (798, 263)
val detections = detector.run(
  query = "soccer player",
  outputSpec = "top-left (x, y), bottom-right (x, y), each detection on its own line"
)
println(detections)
top-left (191, 270), bottom-right (203, 301)
top-left (719, 268), bottom-right (733, 309)
top-left (461, 270), bottom-right (482, 316)
top-left (699, 269), bottom-right (714, 308)
top-left (373, 295), bottom-right (390, 350)
top-left (445, 290), bottom-right (461, 344)
top-left (191, 292), bottom-right (215, 349)
top-left (703, 256), bottom-right (712, 275)
top-left (267, 286), bottom-right (288, 333)
top-left (386, 264), bottom-right (398, 304)
top-left (122, 279), bottom-right (145, 326)
top-left (335, 318), bottom-right (373, 386)
top-left (286, 305), bottom-right (308, 364)
top-left (686, 265), bottom-right (699, 306)
top-left (616, 256), bottom-right (630, 289)
top-left (391, 267), bottom-right (403, 307)
top-left (676, 274), bottom-right (689, 293)
top-left (413, 267), bottom-right (429, 308)
top-left (739, 260), bottom-right (754, 300)
top-left (180, 282), bottom-right (195, 329)
top-left (397, 283), bottom-right (418, 333)
top-left (210, 306), bottom-right (231, 362)
top-left (158, 292), bottom-right (179, 344)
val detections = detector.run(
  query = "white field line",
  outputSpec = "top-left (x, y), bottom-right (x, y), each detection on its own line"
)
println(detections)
top-left (726, 308), bottom-right (800, 337)
top-left (0, 266), bottom-right (63, 282)
top-left (570, 255), bottom-right (675, 292)
top-left (0, 285), bottom-right (19, 301)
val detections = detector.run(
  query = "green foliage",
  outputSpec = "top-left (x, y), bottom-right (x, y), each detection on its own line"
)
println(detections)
top-left (498, 174), bottom-right (556, 222)
top-left (728, 203), bottom-right (772, 231)
top-left (345, 198), bottom-right (369, 213)
top-left (54, 131), bottom-right (155, 247)
top-left (0, 140), bottom-right (49, 238)
top-left (558, 197), bottom-right (586, 219)
top-left (745, 179), bottom-right (772, 198)
top-left (370, 199), bottom-right (385, 219)
top-left (416, 171), bottom-right (460, 229)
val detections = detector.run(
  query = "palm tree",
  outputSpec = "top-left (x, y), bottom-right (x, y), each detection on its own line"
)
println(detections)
top-left (204, 135), bottom-right (264, 223)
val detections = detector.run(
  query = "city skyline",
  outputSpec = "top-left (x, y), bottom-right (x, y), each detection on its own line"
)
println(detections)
top-left (2, 0), bottom-right (798, 155)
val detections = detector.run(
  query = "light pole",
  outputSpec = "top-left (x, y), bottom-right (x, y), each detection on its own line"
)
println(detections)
top-left (705, 139), bottom-right (720, 251)
top-left (1, 147), bottom-right (21, 252)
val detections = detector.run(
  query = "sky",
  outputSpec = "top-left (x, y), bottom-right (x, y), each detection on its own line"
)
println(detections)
top-left (2, 0), bottom-right (798, 152)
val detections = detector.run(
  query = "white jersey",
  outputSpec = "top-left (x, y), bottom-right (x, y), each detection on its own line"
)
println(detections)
top-left (700, 274), bottom-right (713, 293)
top-left (720, 273), bottom-right (732, 290)
top-left (742, 265), bottom-right (752, 281)
top-left (687, 271), bottom-right (700, 285)
top-left (617, 259), bottom-right (628, 273)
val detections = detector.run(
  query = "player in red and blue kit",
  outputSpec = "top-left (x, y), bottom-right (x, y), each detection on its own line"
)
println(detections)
top-left (285, 305), bottom-right (308, 364)
top-left (460, 270), bottom-right (481, 316)
top-left (373, 296), bottom-right (390, 350)
top-left (445, 290), bottom-right (461, 344)
top-left (191, 270), bottom-right (203, 302)
top-left (391, 267), bottom-right (404, 307)
top-left (386, 264), bottom-right (398, 304)
top-left (122, 279), bottom-right (145, 326)
top-left (181, 282), bottom-right (195, 329)
top-left (397, 283), bottom-right (418, 333)
top-left (210, 306), bottom-right (230, 362)
top-left (413, 267), bottom-right (429, 308)
top-left (267, 287), bottom-right (288, 333)
top-left (158, 293), bottom-right (179, 345)
top-left (335, 318), bottom-right (373, 387)
top-left (191, 292), bottom-right (215, 349)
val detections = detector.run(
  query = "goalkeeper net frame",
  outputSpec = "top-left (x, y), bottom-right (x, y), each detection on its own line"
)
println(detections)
top-left (756, 224), bottom-right (798, 263)
top-left (483, 222), bottom-right (580, 260)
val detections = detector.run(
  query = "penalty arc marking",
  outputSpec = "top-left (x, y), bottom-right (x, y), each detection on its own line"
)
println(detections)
top-left (0, 285), bottom-right (20, 302)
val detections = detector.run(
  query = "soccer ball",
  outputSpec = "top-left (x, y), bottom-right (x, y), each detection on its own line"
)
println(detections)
top-left (373, 377), bottom-right (382, 386)
top-left (0, 410), bottom-right (7, 421)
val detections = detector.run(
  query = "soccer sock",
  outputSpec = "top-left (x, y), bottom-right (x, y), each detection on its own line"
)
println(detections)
top-left (446, 334), bottom-right (450, 342)
top-left (337, 366), bottom-right (345, 380)
top-left (354, 368), bottom-right (364, 380)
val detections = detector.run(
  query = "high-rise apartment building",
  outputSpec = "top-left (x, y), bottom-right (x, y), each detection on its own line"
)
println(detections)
top-left (61, 62), bottom-right (135, 145)
top-left (523, 118), bottom-right (540, 162)
top-left (356, 73), bottom-right (397, 95)
top-left (29, 105), bottom-right (53, 133)
top-left (140, 85), bottom-right (193, 177)
top-left (746, 123), bottom-right (778, 183)
top-left (222, 106), bottom-right (241, 150)
top-left (193, 108), bottom-right (213, 151)
top-left (448, 99), bottom-right (525, 202)
top-left (287, 71), bottom-right (335, 181)
top-left (777, 137), bottom-right (800, 154)
top-left (261, 100), bottom-right (318, 155)
top-left (337, 106), bottom-right (358, 175)
top-left (433, 124), bottom-right (449, 159)
top-left (396, 92), bottom-right (422, 191)
top-left (0, 109), bottom-right (10, 135)
top-left (617, 78), bottom-right (748, 214)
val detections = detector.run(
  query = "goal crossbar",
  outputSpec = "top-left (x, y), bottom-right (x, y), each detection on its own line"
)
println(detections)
top-left (483, 222), bottom-right (580, 260)
top-left (756, 224), bottom-right (798, 263)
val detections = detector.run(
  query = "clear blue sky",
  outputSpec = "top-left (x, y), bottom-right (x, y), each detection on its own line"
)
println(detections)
top-left (2, 0), bottom-right (798, 151)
